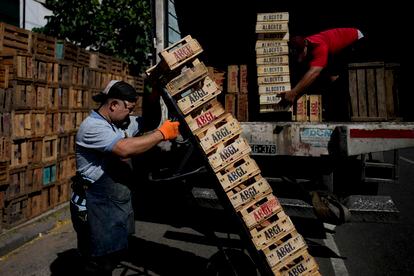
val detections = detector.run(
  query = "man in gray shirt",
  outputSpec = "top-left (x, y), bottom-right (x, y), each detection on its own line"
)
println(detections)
top-left (70, 80), bottom-right (179, 275)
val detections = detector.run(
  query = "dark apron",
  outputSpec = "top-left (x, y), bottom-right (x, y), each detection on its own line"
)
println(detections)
top-left (86, 172), bottom-right (135, 257)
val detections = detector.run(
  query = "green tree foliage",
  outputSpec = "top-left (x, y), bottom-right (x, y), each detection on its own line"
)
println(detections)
top-left (35, 0), bottom-right (152, 73)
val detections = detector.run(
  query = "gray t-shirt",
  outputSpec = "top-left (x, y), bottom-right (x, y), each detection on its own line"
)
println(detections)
top-left (76, 110), bottom-right (141, 183)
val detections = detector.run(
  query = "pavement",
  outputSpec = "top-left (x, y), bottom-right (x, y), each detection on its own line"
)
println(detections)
top-left (0, 202), bottom-right (71, 258)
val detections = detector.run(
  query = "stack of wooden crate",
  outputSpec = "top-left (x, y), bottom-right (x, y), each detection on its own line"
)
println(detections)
top-left (148, 35), bottom-right (320, 276)
top-left (255, 12), bottom-right (291, 115)
top-left (0, 22), bottom-right (144, 229)
top-left (222, 64), bottom-right (249, 122)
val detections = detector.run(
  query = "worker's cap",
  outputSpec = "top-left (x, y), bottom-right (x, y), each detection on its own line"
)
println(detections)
top-left (92, 80), bottom-right (139, 103)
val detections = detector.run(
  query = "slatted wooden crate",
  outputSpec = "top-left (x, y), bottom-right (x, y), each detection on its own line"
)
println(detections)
top-left (0, 160), bottom-right (9, 186)
top-left (31, 111), bottom-right (46, 137)
top-left (32, 33), bottom-right (56, 59)
top-left (45, 112), bottom-right (59, 135)
top-left (278, 252), bottom-right (320, 276)
top-left (0, 137), bottom-right (10, 161)
top-left (90, 52), bottom-right (111, 71)
top-left (227, 174), bottom-right (272, 211)
top-left (2, 195), bottom-right (28, 229)
top-left (28, 164), bottom-right (43, 193)
top-left (240, 194), bottom-right (283, 229)
top-left (256, 45), bottom-right (289, 56)
top-left (43, 162), bottom-right (57, 186)
top-left (10, 139), bottom-right (29, 168)
top-left (0, 112), bottom-right (11, 136)
top-left (176, 76), bottom-right (221, 115)
top-left (26, 191), bottom-right (43, 219)
top-left (124, 74), bottom-right (145, 93)
top-left (165, 59), bottom-right (208, 96)
top-left (0, 23), bottom-right (32, 54)
top-left (27, 137), bottom-right (43, 164)
top-left (249, 210), bottom-right (295, 250)
top-left (41, 184), bottom-right (57, 211)
top-left (58, 61), bottom-right (72, 86)
top-left (257, 65), bottom-right (289, 76)
top-left (216, 155), bottom-right (261, 192)
top-left (348, 62), bottom-right (400, 121)
top-left (239, 65), bottom-right (248, 94)
top-left (258, 74), bottom-right (290, 85)
top-left (46, 85), bottom-right (59, 110)
top-left (71, 65), bottom-right (89, 87)
top-left (7, 166), bottom-right (29, 200)
top-left (11, 110), bottom-right (32, 139)
top-left (34, 56), bottom-right (48, 82)
top-left (208, 136), bottom-right (251, 172)
top-left (257, 12), bottom-right (289, 22)
top-left (0, 87), bottom-right (12, 112)
top-left (77, 48), bottom-right (90, 67)
top-left (0, 65), bottom-right (9, 88)
top-left (0, 53), bottom-right (34, 80)
top-left (58, 87), bottom-right (70, 109)
top-left (110, 57), bottom-right (125, 74)
top-left (9, 81), bottom-right (35, 110)
top-left (196, 113), bottom-right (242, 154)
top-left (255, 21), bottom-right (289, 34)
top-left (42, 135), bottom-right (58, 163)
top-left (256, 55), bottom-right (289, 65)
top-left (159, 35), bottom-right (203, 71)
top-left (185, 99), bottom-right (225, 134)
top-left (227, 65), bottom-right (239, 93)
top-left (258, 83), bottom-right (290, 94)
top-left (55, 180), bottom-right (70, 205)
top-left (55, 40), bottom-right (78, 63)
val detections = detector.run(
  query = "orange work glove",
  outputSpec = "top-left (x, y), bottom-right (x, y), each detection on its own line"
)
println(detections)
top-left (158, 120), bottom-right (180, 140)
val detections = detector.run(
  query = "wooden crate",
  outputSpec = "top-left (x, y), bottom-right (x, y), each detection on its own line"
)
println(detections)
top-left (255, 21), bottom-right (289, 34)
top-left (58, 87), bottom-right (70, 109)
top-left (0, 137), bottom-right (10, 161)
top-left (69, 87), bottom-right (90, 109)
top-left (55, 40), bottom-right (78, 62)
top-left (279, 253), bottom-right (320, 276)
top-left (348, 62), bottom-right (400, 121)
top-left (196, 113), bottom-right (242, 154)
top-left (110, 57), bottom-right (125, 74)
top-left (239, 194), bottom-right (283, 229)
top-left (216, 155), bottom-right (261, 192)
top-left (45, 112), bottom-right (59, 135)
top-left (10, 81), bottom-right (35, 110)
top-left (28, 164), bottom-right (43, 193)
top-left (256, 46), bottom-right (289, 56)
top-left (258, 83), bottom-right (290, 94)
top-left (308, 95), bottom-right (322, 122)
top-left (237, 94), bottom-right (249, 122)
top-left (295, 95), bottom-right (308, 122)
top-left (77, 48), bottom-right (90, 67)
top-left (71, 65), bottom-right (89, 87)
top-left (124, 75), bottom-right (145, 93)
top-left (0, 112), bottom-right (11, 136)
top-left (225, 94), bottom-right (236, 115)
top-left (227, 65), bottom-right (239, 93)
top-left (257, 32), bottom-right (290, 41)
top-left (256, 12), bottom-right (289, 22)
top-left (55, 180), bottom-right (70, 204)
top-left (249, 210), bottom-right (295, 250)
top-left (0, 65), bottom-right (9, 88)
top-left (208, 136), bottom-right (251, 172)
top-left (227, 174), bottom-right (271, 211)
top-left (26, 191), bottom-right (43, 219)
top-left (89, 52), bottom-right (110, 71)
top-left (0, 160), bottom-right (9, 186)
top-left (257, 65), bottom-right (289, 76)
top-left (27, 137), bottom-right (43, 164)
top-left (46, 85), bottom-right (59, 110)
top-left (165, 59), bottom-right (208, 96)
top-left (42, 135), bottom-right (58, 163)
top-left (41, 185), bottom-right (57, 211)
top-left (256, 40), bottom-right (288, 49)
top-left (239, 65), bottom-right (248, 94)
top-left (7, 167), bottom-right (29, 200)
top-left (2, 195), bottom-right (28, 229)
top-left (43, 162), bottom-right (57, 186)
top-left (0, 23), bottom-right (31, 53)
top-left (58, 61), bottom-right (72, 86)
top-left (176, 76), bottom-right (221, 115)
top-left (0, 87), bottom-right (12, 112)
top-left (31, 111), bottom-right (46, 137)
top-left (159, 35), bottom-right (203, 70)
top-left (10, 139), bottom-right (29, 168)
top-left (32, 33), bottom-right (56, 59)
top-left (263, 233), bottom-right (308, 270)
top-left (256, 55), bottom-right (289, 65)
top-left (185, 99), bottom-right (225, 134)
top-left (0, 53), bottom-right (34, 80)
top-left (258, 74), bottom-right (290, 85)
top-left (11, 110), bottom-right (32, 139)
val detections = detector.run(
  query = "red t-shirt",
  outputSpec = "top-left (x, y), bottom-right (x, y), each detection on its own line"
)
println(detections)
top-left (306, 28), bottom-right (359, 68)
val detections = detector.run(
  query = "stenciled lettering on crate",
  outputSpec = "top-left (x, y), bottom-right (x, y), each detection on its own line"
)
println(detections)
top-left (160, 35), bottom-right (203, 70)
top-left (259, 83), bottom-right (291, 94)
top-left (197, 113), bottom-right (242, 154)
top-left (240, 194), bottom-right (282, 229)
top-left (177, 76), bottom-right (221, 115)
top-left (185, 99), bottom-right (225, 133)
top-left (208, 137), bottom-right (251, 172)
top-left (256, 12), bottom-right (289, 22)
top-left (227, 175), bottom-right (272, 211)
top-left (255, 21), bottom-right (289, 34)
top-left (264, 233), bottom-right (308, 269)
top-left (280, 253), bottom-right (319, 276)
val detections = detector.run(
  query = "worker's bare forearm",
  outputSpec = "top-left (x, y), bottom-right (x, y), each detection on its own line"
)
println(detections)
top-left (112, 130), bottom-right (164, 158)
top-left (291, 66), bottom-right (323, 98)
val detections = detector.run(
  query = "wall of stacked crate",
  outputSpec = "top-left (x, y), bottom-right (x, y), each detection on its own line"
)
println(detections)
top-left (207, 64), bottom-right (249, 122)
top-left (0, 22), bottom-right (144, 230)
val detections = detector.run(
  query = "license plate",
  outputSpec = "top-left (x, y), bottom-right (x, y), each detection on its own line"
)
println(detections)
top-left (251, 144), bottom-right (277, 155)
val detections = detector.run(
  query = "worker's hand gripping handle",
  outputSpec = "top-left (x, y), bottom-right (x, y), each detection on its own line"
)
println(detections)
top-left (158, 120), bottom-right (180, 140)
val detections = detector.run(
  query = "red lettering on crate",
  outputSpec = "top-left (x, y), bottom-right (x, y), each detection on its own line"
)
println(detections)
top-left (195, 111), bottom-right (216, 128)
top-left (253, 197), bottom-right (278, 222)
top-left (173, 45), bottom-right (194, 61)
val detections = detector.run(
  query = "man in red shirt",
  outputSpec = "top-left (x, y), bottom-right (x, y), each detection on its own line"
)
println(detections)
top-left (283, 28), bottom-right (364, 103)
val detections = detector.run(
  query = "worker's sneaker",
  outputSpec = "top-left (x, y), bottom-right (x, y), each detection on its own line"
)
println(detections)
top-left (310, 191), bottom-right (351, 225)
